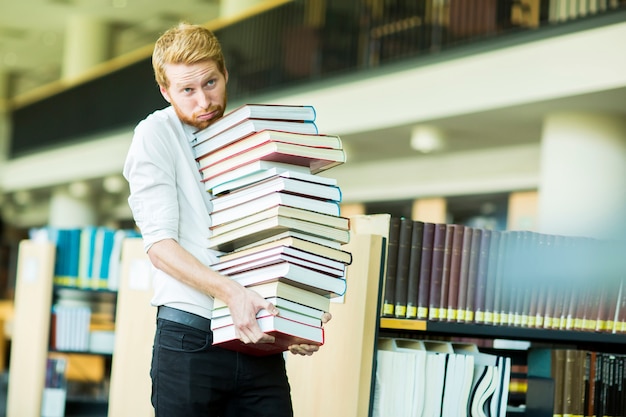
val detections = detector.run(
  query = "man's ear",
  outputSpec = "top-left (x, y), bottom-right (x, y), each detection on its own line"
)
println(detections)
top-left (224, 68), bottom-right (229, 84)
top-left (159, 85), bottom-right (171, 103)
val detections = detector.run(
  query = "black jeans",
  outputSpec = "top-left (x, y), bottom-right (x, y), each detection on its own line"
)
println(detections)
top-left (151, 317), bottom-right (294, 417)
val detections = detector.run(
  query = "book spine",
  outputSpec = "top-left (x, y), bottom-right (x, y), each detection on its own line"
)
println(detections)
top-left (437, 224), bottom-right (455, 321)
top-left (405, 221), bottom-right (424, 320)
top-left (382, 217), bottom-right (401, 317)
top-left (416, 223), bottom-right (435, 320)
top-left (428, 224), bottom-right (448, 321)
top-left (473, 229), bottom-right (492, 324)
top-left (445, 224), bottom-right (465, 322)
top-left (483, 230), bottom-right (501, 325)
top-left (462, 228), bottom-right (482, 323)
top-left (393, 218), bottom-right (414, 318)
top-left (455, 226), bottom-right (472, 323)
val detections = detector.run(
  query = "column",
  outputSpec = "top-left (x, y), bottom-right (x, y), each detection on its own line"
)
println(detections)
top-left (538, 112), bottom-right (626, 239)
top-left (62, 14), bottom-right (110, 79)
top-left (0, 70), bottom-right (9, 165)
top-left (48, 186), bottom-right (96, 228)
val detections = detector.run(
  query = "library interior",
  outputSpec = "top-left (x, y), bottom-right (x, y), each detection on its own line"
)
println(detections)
top-left (1, 0), bottom-right (626, 416)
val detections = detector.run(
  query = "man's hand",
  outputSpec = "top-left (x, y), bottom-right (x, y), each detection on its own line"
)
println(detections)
top-left (227, 285), bottom-right (278, 344)
top-left (288, 311), bottom-right (332, 356)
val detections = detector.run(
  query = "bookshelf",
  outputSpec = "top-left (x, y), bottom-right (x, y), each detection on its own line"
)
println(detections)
top-left (6, 237), bottom-right (154, 417)
top-left (287, 214), bottom-right (626, 417)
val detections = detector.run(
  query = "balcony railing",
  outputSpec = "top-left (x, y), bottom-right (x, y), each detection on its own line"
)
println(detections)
top-left (9, 0), bottom-right (626, 157)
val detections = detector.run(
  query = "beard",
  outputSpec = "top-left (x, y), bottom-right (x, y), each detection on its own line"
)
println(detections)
top-left (171, 92), bottom-right (228, 131)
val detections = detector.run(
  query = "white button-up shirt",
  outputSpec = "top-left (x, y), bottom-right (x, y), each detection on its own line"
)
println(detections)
top-left (123, 106), bottom-right (220, 318)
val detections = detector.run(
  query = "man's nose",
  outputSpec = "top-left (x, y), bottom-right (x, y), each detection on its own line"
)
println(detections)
top-left (197, 91), bottom-right (211, 109)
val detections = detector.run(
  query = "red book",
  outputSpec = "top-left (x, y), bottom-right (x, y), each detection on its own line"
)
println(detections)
top-left (382, 217), bottom-right (401, 317)
top-left (212, 314), bottom-right (324, 356)
top-left (416, 223), bottom-right (435, 320)
top-left (428, 224), bottom-right (448, 321)
top-left (393, 218), bottom-right (414, 318)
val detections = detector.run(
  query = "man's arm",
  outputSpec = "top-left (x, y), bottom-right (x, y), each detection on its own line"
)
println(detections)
top-left (147, 238), bottom-right (277, 344)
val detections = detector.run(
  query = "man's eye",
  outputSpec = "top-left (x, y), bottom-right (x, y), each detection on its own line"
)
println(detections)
top-left (206, 79), bottom-right (216, 87)
top-left (183, 88), bottom-right (193, 93)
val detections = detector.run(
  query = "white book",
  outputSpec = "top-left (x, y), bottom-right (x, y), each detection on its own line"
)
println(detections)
top-left (193, 104), bottom-right (317, 146)
top-left (202, 160), bottom-right (311, 192)
top-left (211, 306), bottom-right (322, 329)
top-left (213, 251), bottom-right (346, 278)
top-left (194, 118), bottom-right (319, 158)
top-left (227, 260), bottom-right (347, 297)
top-left (210, 192), bottom-right (340, 226)
top-left (210, 176), bottom-right (342, 212)
top-left (210, 205), bottom-right (349, 238)
top-left (208, 217), bottom-right (350, 252)
top-left (232, 229), bottom-right (343, 251)
top-left (212, 296), bottom-right (326, 321)
top-left (198, 129), bottom-right (341, 166)
top-left (210, 164), bottom-right (337, 195)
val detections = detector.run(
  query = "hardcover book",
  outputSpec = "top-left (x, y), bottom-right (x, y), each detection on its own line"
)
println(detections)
top-left (211, 314), bottom-right (324, 356)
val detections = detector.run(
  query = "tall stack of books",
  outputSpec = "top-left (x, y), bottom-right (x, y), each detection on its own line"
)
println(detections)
top-left (192, 104), bottom-right (352, 356)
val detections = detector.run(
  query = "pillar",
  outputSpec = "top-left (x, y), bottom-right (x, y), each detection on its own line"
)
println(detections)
top-left (538, 112), bottom-right (626, 239)
top-left (62, 14), bottom-right (110, 79)
top-left (48, 187), bottom-right (95, 229)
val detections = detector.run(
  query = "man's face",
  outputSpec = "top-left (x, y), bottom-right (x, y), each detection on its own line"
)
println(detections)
top-left (160, 60), bottom-right (228, 130)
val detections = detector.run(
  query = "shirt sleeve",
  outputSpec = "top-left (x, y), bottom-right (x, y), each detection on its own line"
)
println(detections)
top-left (123, 119), bottom-right (181, 251)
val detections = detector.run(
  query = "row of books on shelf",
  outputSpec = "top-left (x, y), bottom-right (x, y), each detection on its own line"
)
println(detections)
top-left (29, 226), bottom-right (140, 290)
top-left (187, 103), bottom-right (351, 355)
top-left (528, 348), bottom-right (626, 417)
top-left (382, 218), bottom-right (626, 334)
top-left (373, 337), bottom-right (511, 417)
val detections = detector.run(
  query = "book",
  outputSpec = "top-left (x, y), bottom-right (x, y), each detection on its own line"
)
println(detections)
top-left (225, 260), bottom-right (347, 297)
top-left (207, 210), bottom-right (351, 252)
top-left (405, 221), bottom-right (424, 319)
top-left (213, 280), bottom-right (331, 312)
top-left (210, 175), bottom-right (342, 213)
top-left (212, 296), bottom-right (326, 322)
top-left (462, 228), bottom-right (482, 323)
top-left (211, 314), bottom-right (324, 356)
top-left (437, 224), bottom-right (456, 321)
top-left (211, 192), bottom-right (340, 225)
top-left (428, 223), bottom-right (448, 321)
top-left (483, 230), bottom-right (501, 325)
top-left (393, 218), bottom-right (413, 319)
top-left (209, 162), bottom-right (338, 195)
top-left (232, 229), bottom-right (343, 250)
top-left (211, 305), bottom-right (322, 329)
top-left (218, 234), bottom-right (352, 265)
top-left (445, 224), bottom-right (465, 322)
top-left (211, 245), bottom-right (346, 278)
top-left (193, 117), bottom-right (318, 159)
top-left (197, 129), bottom-right (341, 164)
top-left (473, 229), bottom-right (492, 324)
top-left (198, 141), bottom-right (346, 179)
top-left (210, 205), bottom-right (349, 238)
top-left (416, 222), bottom-right (435, 320)
top-left (382, 217), bottom-right (401, 317)
top-left (455, 227), bottom-right (473, 323)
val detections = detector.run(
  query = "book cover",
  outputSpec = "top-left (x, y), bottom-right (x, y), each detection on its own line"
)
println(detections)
top-left (213, 280), bottom-right (331, 312)
top-left (196, 129), bottom-right (341, 164)
top-left (393, 218), bottom-right (413, 319)
top-left (428, 223), bottom-right (447, 321)
top-left (210, 175), bottom-right (342, 213)
top-left (212, 314), bottom-right (324, 356)
top-left (462, 228), bottom-right (482, 323)
top-left (416, 223), bottom-right (435, 320)
top-left (445, 224), bottom-right (465, 322)
top-left (210, 205), bottom-right (349, 237)
top-left (212, 246), bottom-right (346, 278)
top-left (455, 226), bottom-right (473, 323)
top-left (437, 224), bottom-right (456, 321)
top-left (198, 141), bottom-right (345, 179)
top-left (218, 234), bottom-right (352, 265)
top-left (193, 104), bottom-right (317, 146)
top-left (226, 260), bottom-right (347, 297)
top-left (211, 305), bottom-right (322, 329)
top-left (473, 229), bottom-right (492, 324)
top-left (405, 221), bottom-right (424, 319)
top-left (209, 162), bottom-right (337, 195)
top-left (207, 212), bottom-right (351, 252)
top-left (382, 217), bottom-right (401, 317)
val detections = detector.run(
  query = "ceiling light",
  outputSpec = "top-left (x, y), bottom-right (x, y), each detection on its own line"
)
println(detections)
top-left (103, 175), bottom-right (125, 193)
top-left (410, 125), bottom-right (446, 153)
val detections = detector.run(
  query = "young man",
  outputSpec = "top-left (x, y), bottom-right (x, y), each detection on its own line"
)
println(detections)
top-left (123, 23), bottom-right (329, 417)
